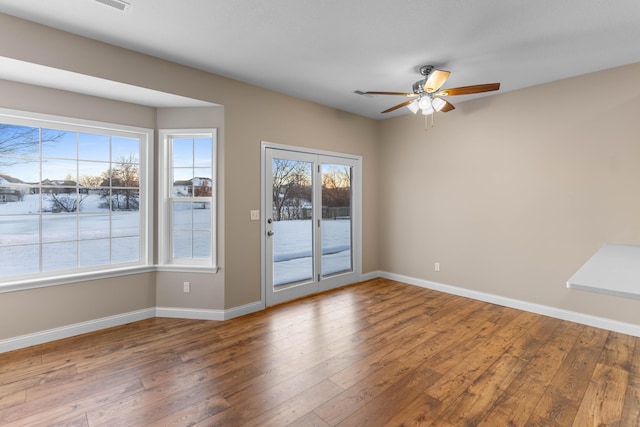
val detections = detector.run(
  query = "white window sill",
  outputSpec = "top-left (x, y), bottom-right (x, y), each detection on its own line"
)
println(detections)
top-left (0, 265), bottom-right (157, 294)
top-left (0, 264), bottom-right (219, 294)
top-left (155, 265), bottom-right (219, 274)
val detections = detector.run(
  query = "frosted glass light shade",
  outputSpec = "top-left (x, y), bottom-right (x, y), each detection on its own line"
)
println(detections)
top-left (432, 97), bottom-right (447, 112)
top-left (418, 96), bottom-right (434, 115)
top-left (418, 96), bottom-right (432, 110)
top-left (407, 100), bottom-right (420, 114)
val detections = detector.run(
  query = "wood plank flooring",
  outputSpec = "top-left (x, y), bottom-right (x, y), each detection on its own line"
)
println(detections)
top-left (1, 278), bottom-right (639, 426)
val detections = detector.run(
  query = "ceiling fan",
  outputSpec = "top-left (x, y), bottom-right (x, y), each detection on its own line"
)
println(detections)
top-left (365, 65), bottom-right (500, 115)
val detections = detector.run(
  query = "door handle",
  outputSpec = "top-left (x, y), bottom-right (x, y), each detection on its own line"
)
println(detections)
top-left (267, 230), bottom-right (274, 236)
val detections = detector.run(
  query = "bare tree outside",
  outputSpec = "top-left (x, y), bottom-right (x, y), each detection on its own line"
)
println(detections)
top-left (79, 174), bottom-right (103, 187)
top-left (0, 124), bottom-right (40, 157)
top-left (100, 154), bottom-right (140, 211)
top-left (0, 124), bottom-right (65, 158)
top-left (47, 192), bottom-right (83, 213)
top-left (322, 166), bottom-right (351, 208)
top-left (272, 159), bottom-right (311, 221)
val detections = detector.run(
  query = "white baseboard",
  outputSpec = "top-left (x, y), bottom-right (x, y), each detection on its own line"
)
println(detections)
top-left (361, 270), bottom-right (383, 282)
top-left (2, 301), bottom-right (267, 354)
top-left (380, 271), bottom-right (640, 338)
top-left (155, 301), bottom-right (264, 321)
top-left (0, 308), bottom-right (156, 354)
top-left (155, 306), bottom-right (225, 321)
top-left (223, 300), bottom-right (265, 320)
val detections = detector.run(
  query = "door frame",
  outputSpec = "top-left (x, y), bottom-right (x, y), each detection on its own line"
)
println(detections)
top-left (260, 141), bottom-right (362, 306)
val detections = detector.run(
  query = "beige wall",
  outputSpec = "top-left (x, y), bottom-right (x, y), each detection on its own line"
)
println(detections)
top-left (378, 62), bottom-right (640, 324)
top-left (0, 14), bottom-right (380, 340)
top-left (0, 273), bottom-right (156, 338)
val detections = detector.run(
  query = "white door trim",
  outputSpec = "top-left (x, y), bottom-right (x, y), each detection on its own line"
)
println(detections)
top-left (261, 141), bottom-right (362, 307)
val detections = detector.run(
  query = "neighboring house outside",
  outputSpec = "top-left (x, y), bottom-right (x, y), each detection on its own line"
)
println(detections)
top-left (40, 179), bottom-right (89, 194)
top-left (173, 177), bottom-right (212, 197)
top-left (0, 173), bottom-right (30, 203)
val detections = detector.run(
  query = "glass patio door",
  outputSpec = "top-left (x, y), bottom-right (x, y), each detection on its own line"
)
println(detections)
top-left (264, 146), bottom-right (360, 306)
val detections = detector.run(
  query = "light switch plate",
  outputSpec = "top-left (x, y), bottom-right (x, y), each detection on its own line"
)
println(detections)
top-left (250, 210), bottom-right (260, 221)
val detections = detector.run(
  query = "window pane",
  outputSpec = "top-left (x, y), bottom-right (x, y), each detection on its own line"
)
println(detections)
top-left (79, 239), bottom-right (110, 267)
top-left (79, 190), bottom-right (108, 213)
top-left (193, 202), bottom-right (211, 229)
top-left (112, 212), bottom-right (139, 238)
top-left (173, 230), bottom-right (191, 258)
top-left (80, 214), bottom-right (110, 239)
top-left (193, 167), bottom-right (211, 179)
top-left (42, 130), bottom-right (76, 159)
top-left (112, 137), bottom-right (139, 162)
top-left (194, 138), bottom-right (212, 167)
top-left (173, 169), bottom-right (192, 197)
top-left (271, 158), bottom-right (313, 286)
top-left (0, 156), bottom-right (40, 184)
top-left (43, 189), bottom-right (79, 213)
top-left (42, 214), bottom-right (77, 242)
top-left (171, 201), bottom-right (211, 259)
top-left (0, 215), bottom-right (39, 245)
top-left (79, 133), bottom-right (109, 161)
top-left (193, 232), bottom-right (210, 258)
top-left (78, 161), bottom-right (108, 187)
top-left (112, 236), bottom-right (139, 263)
top-left (42, 159), bottom-right (77, 183)
top-left (173, 202), bottom-right (192, 228)
top-left (0, 124), bottom-right (40, 157)
top-left (42, 242), bottom-right (77, 272)
top-left (321, 164), bottom-right (353, 277)
top-left (0, 188), bottom-right (41, 214)
top-left (111, 162), bottom-right (139, 188)
top-left (172, 138), bottom-right (193, 167)
top-left (192, 177), bottom-right (212, 197)
top-left (110, 189), bottom-right (139, 212)
top-left (0, 244), bottom-right (39, 276)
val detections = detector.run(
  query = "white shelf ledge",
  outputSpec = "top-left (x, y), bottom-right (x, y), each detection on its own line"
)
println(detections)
top-left (567, 243), bottom-right (640, 300)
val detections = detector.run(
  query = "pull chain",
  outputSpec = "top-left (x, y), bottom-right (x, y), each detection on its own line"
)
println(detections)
top-left (424, 113), bottom-right (435, 131)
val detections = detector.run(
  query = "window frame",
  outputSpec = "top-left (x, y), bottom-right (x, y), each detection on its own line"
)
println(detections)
top-left (0, 108), bottom-right (154, 292)
top-left (158, 128), bottom-right (218, 272)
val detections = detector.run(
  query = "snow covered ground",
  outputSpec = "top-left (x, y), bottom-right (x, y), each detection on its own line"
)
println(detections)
top-left (0, 193), bottom-right (143, 276)
top-left (273, 219), bottom-right (352, 286)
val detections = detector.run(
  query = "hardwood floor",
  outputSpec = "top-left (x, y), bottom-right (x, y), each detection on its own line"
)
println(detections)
top-left (1, 278), bottom-right (639, 426)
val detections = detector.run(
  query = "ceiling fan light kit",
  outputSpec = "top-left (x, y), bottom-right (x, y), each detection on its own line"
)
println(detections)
top-left (364, 64), bottom-right (501, 123)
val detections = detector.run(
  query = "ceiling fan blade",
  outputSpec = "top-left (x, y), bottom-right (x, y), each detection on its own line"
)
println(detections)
top-left (437, 83), bottom-right (500, 97)
top-left (365, 91), bottom-right (417, 97)
top-left (423, 69), bottom-right (451, 93)
top-left (434, 97), bottom-right (455, 112)
top-left (381, 99), bottom-right (417, 113)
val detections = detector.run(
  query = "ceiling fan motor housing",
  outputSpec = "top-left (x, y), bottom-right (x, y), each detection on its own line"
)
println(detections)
top-left (412, 65), bottom-right (435, 94)
top-left (419, 65), bottom-right (434, 76)
top-left (412, 80), bottom-right (427, 95)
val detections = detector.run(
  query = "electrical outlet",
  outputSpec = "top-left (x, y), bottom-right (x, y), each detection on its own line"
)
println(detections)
top-left (183, 281), bottom-right (190, 293)
top-left (434, 262), bottom-right (440, 272)
top-left (250, 210), bottom-right (260, 221)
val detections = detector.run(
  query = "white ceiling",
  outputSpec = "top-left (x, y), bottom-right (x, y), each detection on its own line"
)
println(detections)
top-left (1, 0), bottom-right (639, 119)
